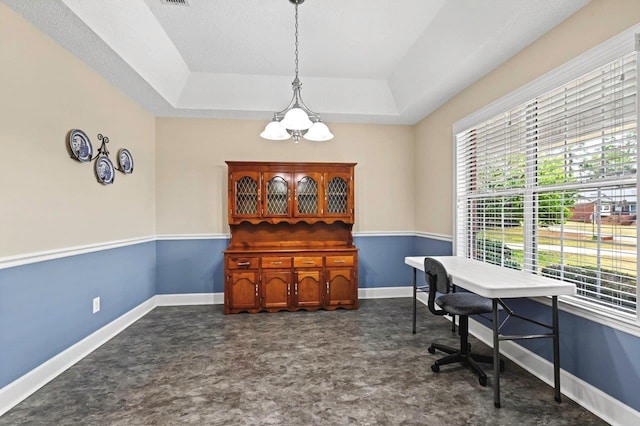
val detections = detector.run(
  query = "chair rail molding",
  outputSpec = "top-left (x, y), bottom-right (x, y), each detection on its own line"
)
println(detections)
top-left (1, 232), bottom-right (454, 270)
top-left (413, 231), bottom-right (453, 242)
top-left (155, 233), bottom-right (230, 240)
top-left (0, 236), bottom-right (155, 270)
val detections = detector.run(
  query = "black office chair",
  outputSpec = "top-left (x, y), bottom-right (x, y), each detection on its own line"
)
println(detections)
top-left (424, 257), bottom-right (502, 386)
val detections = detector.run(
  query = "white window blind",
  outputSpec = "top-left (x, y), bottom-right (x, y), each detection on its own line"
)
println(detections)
top-left (456, 52), bottom-right (638, 317)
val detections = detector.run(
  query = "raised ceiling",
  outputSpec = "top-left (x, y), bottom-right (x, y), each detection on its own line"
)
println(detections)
top-left (5, 0), bottom-right (591, 124)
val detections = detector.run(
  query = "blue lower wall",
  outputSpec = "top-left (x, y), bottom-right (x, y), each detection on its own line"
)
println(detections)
top-left (413, 234), bottom-right (454, 256)
top-left (156, 239), bottom-right (228, 294)
top-left (0, 241), bottom-right (156, 388)
top-left (2, 235), bottom-right (640, 414)
top-left (355, 235), bottom-right (416, 286)
top-left (154, 235), bottom-right (454, 293)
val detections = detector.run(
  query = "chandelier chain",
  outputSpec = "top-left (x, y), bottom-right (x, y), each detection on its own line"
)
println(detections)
top-left (259, 0), bottom-right (333, 142)
top-left (294, 2), bottom-right (299, 78)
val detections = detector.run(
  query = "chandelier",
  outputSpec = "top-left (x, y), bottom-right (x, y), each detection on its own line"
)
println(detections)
top-left (260, 0), bottom-right (334, 143)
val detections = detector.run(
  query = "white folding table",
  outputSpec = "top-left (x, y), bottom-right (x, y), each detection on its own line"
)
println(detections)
top-left (405, 255), bottom-right (576, 408)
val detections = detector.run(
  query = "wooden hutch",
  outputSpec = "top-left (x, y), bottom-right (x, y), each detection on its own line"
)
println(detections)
top-left (223, 161), bottom-right (358, 314)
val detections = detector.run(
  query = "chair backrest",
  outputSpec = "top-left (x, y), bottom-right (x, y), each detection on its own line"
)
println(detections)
top-left (424, 257), bottom-right (451, 316)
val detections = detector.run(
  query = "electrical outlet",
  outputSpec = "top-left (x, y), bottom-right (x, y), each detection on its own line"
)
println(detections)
top-left (93, 297), bottom-right (100, 314)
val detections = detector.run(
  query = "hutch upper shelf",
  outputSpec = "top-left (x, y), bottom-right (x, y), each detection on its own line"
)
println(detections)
top-left (226, 161), bottom-right (355, 225)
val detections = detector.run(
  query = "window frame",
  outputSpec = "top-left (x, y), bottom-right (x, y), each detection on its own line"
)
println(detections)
top-left (452, 25), bottom-right (640, 336)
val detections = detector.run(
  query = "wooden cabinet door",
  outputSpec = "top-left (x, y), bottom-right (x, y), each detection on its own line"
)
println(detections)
top-left (261, 270), bottom-right (291, 309)
top-left (325, 268), bottom-right (356, 306)
top-left (323, 172), bottom-right (352, 220)
top-left (227, 271), bottom-right (259, 310)
top-left (293, 172), bottom-right (323, 217)
top-left (230, 171), bottom-right (261, 221)
top-left (263, 172), bottom-right (292, 218)
top-left (294, 269), bottom-right (323, 307)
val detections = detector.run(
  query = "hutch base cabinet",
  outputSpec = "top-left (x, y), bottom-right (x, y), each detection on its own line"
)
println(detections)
top-left (224, 247), bottom-right (358, 314)
top-left (224, 162), bottom-right (358, 314)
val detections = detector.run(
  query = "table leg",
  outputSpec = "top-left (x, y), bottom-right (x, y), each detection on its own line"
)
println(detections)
top-left (412, 268), bottom-right (417, 334)
top-left (552, 295), bottom-right (561, 403)
top-left (493, 298), bottom-right (501, 408)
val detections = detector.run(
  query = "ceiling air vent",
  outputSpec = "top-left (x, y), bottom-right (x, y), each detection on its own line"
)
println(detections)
top-left (160, 0), bottom-right (189, 5)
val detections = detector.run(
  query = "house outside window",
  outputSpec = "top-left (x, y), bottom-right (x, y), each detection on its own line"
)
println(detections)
top-left (455, 42), bottom-right (639, 322)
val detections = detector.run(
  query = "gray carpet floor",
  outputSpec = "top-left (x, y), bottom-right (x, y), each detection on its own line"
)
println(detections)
top-left (0, 298), bottom-right (607, 425)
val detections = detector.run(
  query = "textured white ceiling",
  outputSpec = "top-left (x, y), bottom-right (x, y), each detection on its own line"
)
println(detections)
top-left (4, 0), bottom-right (591, 124)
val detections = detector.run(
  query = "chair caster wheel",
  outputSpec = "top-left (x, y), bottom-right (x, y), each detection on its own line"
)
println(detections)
top-left (479, 376), bottom-right (487, 387)
top-left (428, 346), bottom-right (436, 354)
top-left (431, 364), bottom-right (440, 373)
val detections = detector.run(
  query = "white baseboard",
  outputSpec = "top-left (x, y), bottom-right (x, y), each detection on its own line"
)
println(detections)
top-left (154, 288), bottom-right (417, 304)
top-left (0, 294), bottom-right (228, 416)
top-left (0, 297), bottom-right (156, 417)
top-left (1, 289), bottom-right (406, 415)
top-left (466, 317), bottom-right (640, 426)
top-left (413, 297), bottom-right (639, 425)
top-left (155, 293), bottom-right (223, 306)
top-left (3, 292), bottom-right (637, 426)
top-left (156, 289), bottom-right (417, 304)
top-left (155, 288), bottom-right (416, 305)
top-left (358, 286), bottom-right (413, 299)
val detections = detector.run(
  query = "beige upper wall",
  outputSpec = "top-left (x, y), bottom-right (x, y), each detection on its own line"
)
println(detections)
top-left (0, 1), bottom-right (415, 257)
top-left (414, 0), bottom-right (640, 237)
top-left (0, 5), bottom-right (156, 257)
top-left (155, 118), bottom-right (415, 234)
top-left (11, 0), bottom-right (630, 252)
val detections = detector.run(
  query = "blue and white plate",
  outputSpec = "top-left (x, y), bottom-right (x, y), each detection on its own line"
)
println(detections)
top-left (68, 129), bottom-right (93, 162)
top-left (95, 155), bottom-right (115, 185)
top-left (117, 148), bottom-right (134, 174)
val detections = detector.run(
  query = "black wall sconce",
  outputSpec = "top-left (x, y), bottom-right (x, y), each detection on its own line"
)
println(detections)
top-left (68, 129), bottom-right (134, 185)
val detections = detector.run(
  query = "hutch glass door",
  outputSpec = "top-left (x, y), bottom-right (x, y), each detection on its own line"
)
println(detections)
top-left (294, 173), bottom-right (321, 216)
top-left (264, 172), bottom-right (291, 217)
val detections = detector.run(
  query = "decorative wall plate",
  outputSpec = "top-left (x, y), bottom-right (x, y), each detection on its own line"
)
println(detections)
top-left (117, 148), bottom-right (134, 174)
top-left (68, 129), bottom-right (93, 162)
top-left (95, 156), bottom-right (115, 185)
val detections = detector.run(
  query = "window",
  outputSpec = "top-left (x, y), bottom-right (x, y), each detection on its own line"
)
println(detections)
top-left (456, 50), bottom-right (638, 319)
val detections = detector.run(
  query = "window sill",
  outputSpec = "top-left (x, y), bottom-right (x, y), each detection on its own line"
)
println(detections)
top-left (531, 295), bottom-right (640, 338)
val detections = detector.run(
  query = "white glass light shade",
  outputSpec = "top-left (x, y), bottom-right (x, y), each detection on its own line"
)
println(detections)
top-left (304, 121), bottom-right (334, 141)
top-left (260, 120), bottom-right (291, 140)
top-left (280, 107), bottom-right (313, 130)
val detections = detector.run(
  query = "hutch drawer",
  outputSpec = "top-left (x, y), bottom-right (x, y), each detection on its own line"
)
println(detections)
top-left (227, 257), bottom-right (259, 270)
top-left (293, 256), bottom-right (324, 268)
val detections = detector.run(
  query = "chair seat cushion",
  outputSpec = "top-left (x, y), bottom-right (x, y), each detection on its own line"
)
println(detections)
top-left (436, 293), bottom-right (492, 316)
